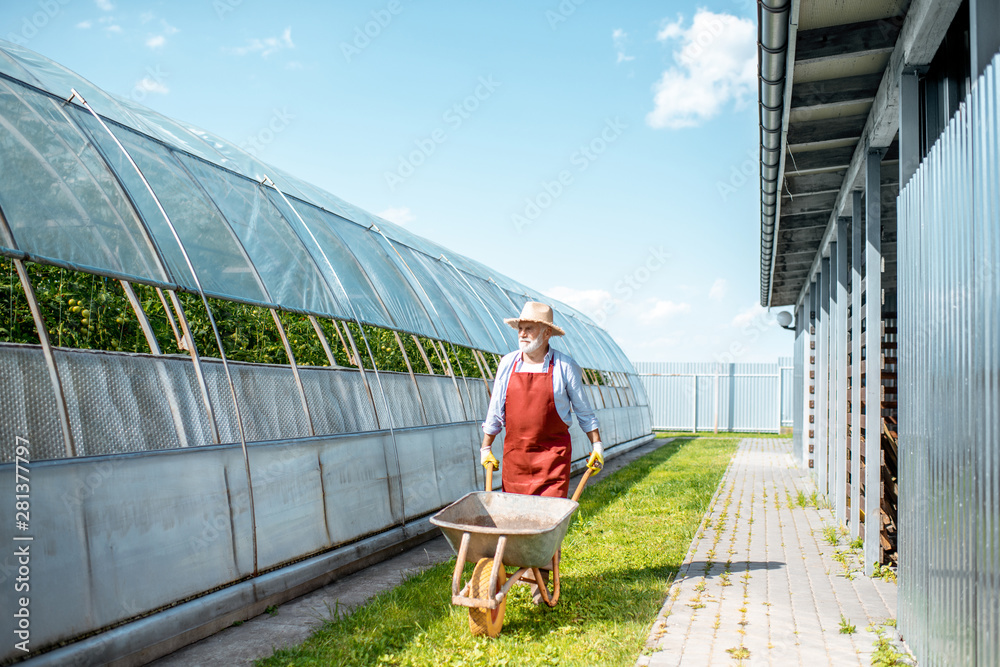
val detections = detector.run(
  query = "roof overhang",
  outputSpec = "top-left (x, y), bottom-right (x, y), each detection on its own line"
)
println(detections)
top-left (757, 0), bottom-right (965, 309)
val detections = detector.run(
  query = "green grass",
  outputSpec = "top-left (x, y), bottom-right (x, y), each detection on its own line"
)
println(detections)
top-left (256, 436), bottom-right (739, 667)
top-left (653, 430), bottom-right (787, 439)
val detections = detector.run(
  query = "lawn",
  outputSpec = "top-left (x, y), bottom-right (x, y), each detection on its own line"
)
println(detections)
top-left (257, 434), bottom-right (739, 667)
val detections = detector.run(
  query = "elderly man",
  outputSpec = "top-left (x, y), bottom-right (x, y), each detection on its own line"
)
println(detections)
top-left (480, 301), bottom-right (603, 498)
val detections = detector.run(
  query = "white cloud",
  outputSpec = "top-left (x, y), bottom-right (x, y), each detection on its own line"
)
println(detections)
top-left (143, 16), bottom-right (179, 49)
top-left (544, 286), bottom-right (613, 317)
top-left (647, 10), bottom-right (756, 129)
top-left (378, 207), bottom-right (415, 225)
top-left (95, 0), bottom-right (114, 10)
top-left (134, 77), bottom-right (169, 95)
top-left (105, 24), bottom-right (122, 34)
top-left (709, 278), bottom-right (727, 301)
top-left (639, 299), bottom-right (691, 324)
top-left (730, 303), bottom-right (768, 328)
top-left (612, 28), bottom-right (635, 64)
top-left (76, 20), bottom-right (92, 29)
top-left (285, 61), bottom-right (304, 70)
top-left (225, 27), bottom-right (294, 58)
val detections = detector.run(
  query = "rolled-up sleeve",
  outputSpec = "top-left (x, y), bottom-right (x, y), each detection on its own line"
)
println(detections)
top-left (564, 356), bottom-right (599, 433)
top-left (481, 353), bottom-right (515, 435)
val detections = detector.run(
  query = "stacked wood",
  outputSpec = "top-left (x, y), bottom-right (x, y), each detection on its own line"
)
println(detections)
top-left (880, 313), bottom-right (899, 565)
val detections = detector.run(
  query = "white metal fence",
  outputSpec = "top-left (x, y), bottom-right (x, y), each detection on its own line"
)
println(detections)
top-left (634, 358), bottom-right (793, 433)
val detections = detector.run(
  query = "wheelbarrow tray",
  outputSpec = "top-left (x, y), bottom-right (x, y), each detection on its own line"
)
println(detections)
top-left (430, 491), bottom-right (578, 569)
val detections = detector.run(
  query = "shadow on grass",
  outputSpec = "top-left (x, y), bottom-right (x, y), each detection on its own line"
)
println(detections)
top-left (574, 437), bottom-right (688, 513)
top-left (496, 564), bottom-right (688, 637)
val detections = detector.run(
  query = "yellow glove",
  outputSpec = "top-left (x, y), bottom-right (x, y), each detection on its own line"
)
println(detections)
top-left (587, 441), bottom-right (604, 472)
top-left (481, 447), bottom-right (499, 471)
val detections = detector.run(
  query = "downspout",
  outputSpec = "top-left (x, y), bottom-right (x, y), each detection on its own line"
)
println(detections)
top-left (758, 0), bottom-right (792, 307)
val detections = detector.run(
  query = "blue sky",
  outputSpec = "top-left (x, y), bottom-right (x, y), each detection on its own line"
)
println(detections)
top-left (1, 0), bottom-right (792, 363)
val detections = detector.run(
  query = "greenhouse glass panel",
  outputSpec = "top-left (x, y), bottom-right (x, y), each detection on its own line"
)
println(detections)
top-left (0, 42), bottom-right (152, 134)
top-left (265, 193), bottom-right (394, 329)
top-left (390, 246), bottom-right (475, 348)
top-left (0, 80), bottom-right (166, 283)
top-left (586, 323), bottom-right (628, 372)
top-left (112, 96), bottom-right (240, 172)
top-left (556, 315), bottom-right (603, 370)
top-left (177, 155), bottom-right (344, 318)
top-left (268, 168), bottom-right (372, 226)
top-left (398, 247), bottom-right (501, 352)
top-left (370, 214), bottom-right (451, 259)
top-left (468, 276), bottom-right (521, 347)
top-left (68, 108), bottom-right (191, 288)
top-left (93, 121), bottom-right (268, 303)
top-left (369, 233), bottom-right (457, 340)
top-left (326, 216), bottom-right (437, 339)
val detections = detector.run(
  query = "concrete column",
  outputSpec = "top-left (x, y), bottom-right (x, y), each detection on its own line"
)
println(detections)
top-left (835, 216), bottom-right (850, 524)
top-left (899, 68), bottom-right (921, 189)
top-left (828, 239), bottom-right (839, 506)
top-left (851, 190), bottom-right (863, 537)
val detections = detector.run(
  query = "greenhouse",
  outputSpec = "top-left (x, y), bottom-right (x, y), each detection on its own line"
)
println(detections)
top-left (0, 39), bottom-right (652, 664)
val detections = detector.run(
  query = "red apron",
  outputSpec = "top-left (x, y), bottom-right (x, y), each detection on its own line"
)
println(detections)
top-left (502, 353), bottom-right (572, 498)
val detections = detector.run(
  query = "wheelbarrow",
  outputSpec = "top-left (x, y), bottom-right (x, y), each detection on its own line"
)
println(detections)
top-left (429, 462), bottom-right (597, 637)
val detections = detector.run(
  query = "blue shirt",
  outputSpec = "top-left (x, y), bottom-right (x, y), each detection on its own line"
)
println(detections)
top-left (481, 347), bottom-right (600, 436)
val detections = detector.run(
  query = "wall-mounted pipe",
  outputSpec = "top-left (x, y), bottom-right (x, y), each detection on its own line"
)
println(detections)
top-left (758, 0), bottom-right (791, 306)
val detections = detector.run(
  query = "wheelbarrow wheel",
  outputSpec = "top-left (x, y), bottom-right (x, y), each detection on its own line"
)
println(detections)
top-left (469, 557), bottom-right (506, 637)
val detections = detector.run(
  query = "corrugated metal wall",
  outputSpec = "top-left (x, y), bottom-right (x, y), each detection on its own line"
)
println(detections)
top-left (897, 53), bottom-right (1000, 666)
top-left (635, 358), bottom-right (793, 433)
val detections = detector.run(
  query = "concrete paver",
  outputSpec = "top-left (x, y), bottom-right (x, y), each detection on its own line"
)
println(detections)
top-left (636, 438), bottom-right (900, 667)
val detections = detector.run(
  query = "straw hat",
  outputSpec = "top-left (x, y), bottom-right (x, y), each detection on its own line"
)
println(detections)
top-left (503, 301), bottom-right (566, 337)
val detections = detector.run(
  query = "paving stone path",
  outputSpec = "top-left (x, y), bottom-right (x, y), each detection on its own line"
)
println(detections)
top-left (638, 438), bottom-right (901, 667)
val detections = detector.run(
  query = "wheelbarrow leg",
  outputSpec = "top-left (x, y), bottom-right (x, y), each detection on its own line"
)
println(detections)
top-left (529, 550), bottom-right (561, 607)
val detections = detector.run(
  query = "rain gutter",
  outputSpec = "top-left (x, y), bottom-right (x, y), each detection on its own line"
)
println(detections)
top-left (758, 0), bottom-right (796, 307)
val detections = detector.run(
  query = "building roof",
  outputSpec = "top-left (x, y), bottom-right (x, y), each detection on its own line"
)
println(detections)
top-left (757, 0), bottom-right (963, 308)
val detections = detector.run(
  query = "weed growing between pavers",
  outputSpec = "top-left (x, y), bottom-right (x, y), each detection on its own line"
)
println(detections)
top-left (255, 437), bottom-right (738, 667)
top-left (868, 620), bottom-right (914, 666)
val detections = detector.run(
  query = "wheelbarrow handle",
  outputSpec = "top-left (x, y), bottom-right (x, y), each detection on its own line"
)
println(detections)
top-left (571, 467), bottom-right (594, 502)
top-left (486, 465), bottom-right (493, 492)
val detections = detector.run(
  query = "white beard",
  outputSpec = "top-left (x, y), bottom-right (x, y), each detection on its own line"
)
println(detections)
top-left (518, 336), bottom-right (546, 355)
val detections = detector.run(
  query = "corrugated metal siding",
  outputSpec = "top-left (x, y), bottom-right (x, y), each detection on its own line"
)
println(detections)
top-left (793, 311), bottom-right (805, 461)
top-left (897, 53), bottom-right (1000, 667)
top-left (635, 360), bottom-right (792, 433)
